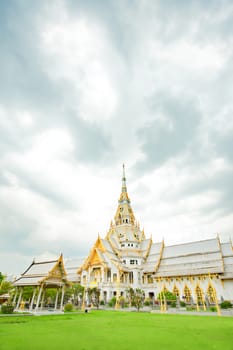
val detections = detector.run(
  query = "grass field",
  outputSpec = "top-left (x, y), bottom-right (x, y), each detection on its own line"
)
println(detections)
top-left (0, 311), bottom-right (232, 350)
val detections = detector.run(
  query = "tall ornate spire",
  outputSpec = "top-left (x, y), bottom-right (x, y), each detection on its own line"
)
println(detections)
top-left (114, 164), bottom-right (135, 225)
top-left (119, 164), bottom-right (130, 203)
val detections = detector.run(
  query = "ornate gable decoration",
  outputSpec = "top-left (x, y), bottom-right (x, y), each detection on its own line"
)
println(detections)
top-left (79, 236), bottom-right (106, 271)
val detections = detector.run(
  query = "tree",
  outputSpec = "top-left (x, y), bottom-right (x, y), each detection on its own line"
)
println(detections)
top-left (126, 288), bottom-right (145, 311)
top-left (64, 287), bottom-right (73, 304)
top-left (22, 286), bottom-right (34, 300)
top-left (157, 290), bottom-right (176, 302)
top-left (71, 284), bottom-right (84, 307)
top-left (45, 288), bottom-right (58, 306)
top-left (87, 287), bottom-right (100, 309)
top-left (0, 279), bottom-right (13, 296)
top-left (126, 287), bottom-right (134, 307)
top-left (0, 272), bottom-right (4, 285)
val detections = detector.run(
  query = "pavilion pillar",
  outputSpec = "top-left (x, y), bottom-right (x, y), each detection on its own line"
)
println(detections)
top-left (60, 285), bottom-right (65, 311)
top-left (35, 285), bottom-right (43, 311)
top-left (40, 289), bottom-right (46, 310)
top-left (54, 289), bottom-right (59, 310)
top-left (13, 287), bottom-right (18, 305)
top-left (29, 287), bottom-right (37, 311)
top-left (16, 288), bottom-right (23, 309)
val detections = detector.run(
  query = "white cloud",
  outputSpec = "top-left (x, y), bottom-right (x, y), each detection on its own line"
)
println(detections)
top-left (40, 7), bottom-right (120, 123)
top-left (0, 0), bottom-right (233, 276)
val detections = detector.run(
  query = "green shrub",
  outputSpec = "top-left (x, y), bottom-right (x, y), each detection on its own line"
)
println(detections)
top-left (144, 300), bottom-right (151, 306)
top-left (180, 301), bottom-right (186, 307)
top-left (210, 306), bottom-right (217, 312)
top-left (1, 303), bottom-right (14, 314)
top-left (157, 290), bottom-right (176, 301)
top-left (220, 300), bottom-right (232, 309)
top-left (171, 301), bottom-right (176, 308)
top-left (108, 297), bottom-right (116, 307)
top-left (119, 296), bottom-right (126, 308)
top-left (64, 303), bottom-right (73, 312)
top-left (186, 306), bottom-right (196, 311)
top-left (100, 300), bottom-right (105, 305)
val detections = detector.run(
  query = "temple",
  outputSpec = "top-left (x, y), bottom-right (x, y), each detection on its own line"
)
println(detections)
top-left (13, 166), bottom-right (233, 309)
top-left (78, 165), bottom-right (233, 305)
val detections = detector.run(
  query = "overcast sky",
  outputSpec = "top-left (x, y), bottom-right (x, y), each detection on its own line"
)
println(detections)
top-left (1, 0), bottom-right (233, 276)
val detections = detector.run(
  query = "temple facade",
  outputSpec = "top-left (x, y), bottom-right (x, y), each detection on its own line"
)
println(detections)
top-left (78, 165), bottom-right (233, 305)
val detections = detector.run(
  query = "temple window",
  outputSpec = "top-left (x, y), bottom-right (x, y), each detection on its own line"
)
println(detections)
top-left (129, 272), bottom-right (134, 284)
top-left (107, 269), bottom-right (111, 282)
top-left (130, 259), bottom-right (138, 265)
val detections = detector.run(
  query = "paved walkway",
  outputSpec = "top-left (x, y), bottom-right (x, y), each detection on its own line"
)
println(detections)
top-left (1, 307), bottom-right (232, 317)
top-left (150, 309), bottom-right (233, 317)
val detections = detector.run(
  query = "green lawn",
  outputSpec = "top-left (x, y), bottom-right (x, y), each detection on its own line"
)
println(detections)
top-left (0, 311), bottom-right (232, 350)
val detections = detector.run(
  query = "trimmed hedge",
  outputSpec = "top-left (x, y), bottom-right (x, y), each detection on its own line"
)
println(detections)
top-left (64, 303), bottom-right (73, 312)
top-left (1, 304), bottom-right (14, 314)
top-left (220, 300), bottom-right (232, 309)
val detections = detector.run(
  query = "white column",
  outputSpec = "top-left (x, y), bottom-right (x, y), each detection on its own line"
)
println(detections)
top-left (40, 289), bottom-right (46, 310)
top-left (16, 288), bottom-right (23, 309)
top-left (35, 285), bottom-right (43, 311)
top-left (13, 288), bottom-right (18, 305)
top-left (54, 289), bottom-right (59, 310)
top-left (60, 286), bottom-right (65, 311)
top-left (29, 287), bottom-right (37, 311)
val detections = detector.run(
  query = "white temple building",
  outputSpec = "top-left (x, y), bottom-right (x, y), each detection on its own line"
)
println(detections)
top-left (78, 165), bottom-right (233, 305)
top-left (14, 166), bottom-right (233, 309)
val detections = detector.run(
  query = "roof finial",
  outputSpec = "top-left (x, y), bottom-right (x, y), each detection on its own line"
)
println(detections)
top-left (122, 163), bottom-right (127, 193)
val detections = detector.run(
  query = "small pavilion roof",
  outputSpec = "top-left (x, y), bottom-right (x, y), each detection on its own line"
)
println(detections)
top-left (14, 254), bottom-right (68, 287)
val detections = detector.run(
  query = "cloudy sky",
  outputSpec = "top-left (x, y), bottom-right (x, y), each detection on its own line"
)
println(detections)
top-left (1, 0), bottom-right (233, 276)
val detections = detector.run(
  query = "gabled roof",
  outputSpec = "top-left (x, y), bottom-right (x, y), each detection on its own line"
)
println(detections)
top-left (79, 237), bottom-right (109, 271)
top-left (14, 254), bottom-right (68, 287)
top-left (153, 238), bottom-right (224, 277)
